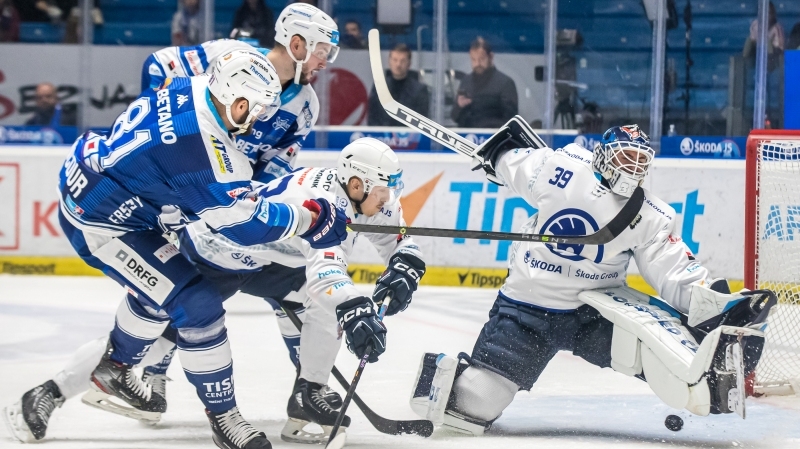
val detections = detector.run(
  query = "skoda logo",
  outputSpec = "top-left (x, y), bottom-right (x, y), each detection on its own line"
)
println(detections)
top-left (680, 137), bottom-right (693, 156)
top-left (349, 131), bottom-right (365, 143)
top-left (539, 208), bottom-right (604, 263)
top-left (574, 135), bottom-right (588, 148)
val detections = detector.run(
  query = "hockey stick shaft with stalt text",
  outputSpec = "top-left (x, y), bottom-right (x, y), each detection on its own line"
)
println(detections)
top-left (281, 306), bottom-right (433, 438)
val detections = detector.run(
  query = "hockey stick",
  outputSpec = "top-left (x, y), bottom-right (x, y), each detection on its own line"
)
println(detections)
top-left (368, 29), bottom-right (547, 155)
top-left (281, 306), bottom-right (434, 438)
top-left (347, 185), bottom-right (644, 246)
top-left (326, 296), bottom-right (393, 449)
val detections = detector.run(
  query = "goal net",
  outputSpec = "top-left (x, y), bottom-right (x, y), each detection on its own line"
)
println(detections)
top-left (745, 129), bottom-right (800, 396)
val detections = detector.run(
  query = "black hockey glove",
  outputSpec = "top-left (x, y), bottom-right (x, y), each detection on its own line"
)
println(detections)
top-left (372, 252), bottom-right (426, 316)
top-left (299, 198), bottom-right (348, 249)
top-left (336, 296), bottom-right (387, 363)
top-left (472, 115), bottom-right (545, 185)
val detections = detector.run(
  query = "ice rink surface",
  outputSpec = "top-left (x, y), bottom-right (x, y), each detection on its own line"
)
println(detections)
top-left (1, 275), bottom-right (799, 449)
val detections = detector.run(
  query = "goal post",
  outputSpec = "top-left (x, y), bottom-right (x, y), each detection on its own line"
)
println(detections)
top-left (744, 129), bottom-right (800, 396)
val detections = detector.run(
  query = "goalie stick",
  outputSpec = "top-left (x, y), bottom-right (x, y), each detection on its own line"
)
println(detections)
top-left (367, 28), bottom-right (644, 244)
top-left (347, 182), bottom-right (642, 246)
top-left (281, 306), bottom-right (434, 438)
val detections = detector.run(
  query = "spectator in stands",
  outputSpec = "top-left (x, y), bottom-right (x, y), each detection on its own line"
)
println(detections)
top-left (0, 0), bottom-right (20, 42)
top-left (743, 1), bottom-right (785, 69)
top-left (340, 19), bottom-right (365, 49)
top-left (232, 0), bottom-right (274, 47)
top-left (25, 82), bottom-right (76, 127)
top-left (368, 43), bottom-right (429, 126)
top-left (172, 0), bottom-right (201, 46)
top-left (15, 0), bottom-right (60, 22)
top-left (451, 37), bottom-right (518, 128)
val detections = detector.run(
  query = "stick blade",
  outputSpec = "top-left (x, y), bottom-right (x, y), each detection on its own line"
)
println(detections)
top-left (325, 431), bottom-right (347, 449)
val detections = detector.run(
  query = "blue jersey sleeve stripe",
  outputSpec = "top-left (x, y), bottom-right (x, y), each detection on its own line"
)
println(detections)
top-left (196, 44), bottom-right (209, 70)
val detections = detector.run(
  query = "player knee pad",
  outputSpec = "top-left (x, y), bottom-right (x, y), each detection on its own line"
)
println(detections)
top-left (581, 286), bottom-right (765, 417)
top-left (177, 316), bottom-right (226, 348)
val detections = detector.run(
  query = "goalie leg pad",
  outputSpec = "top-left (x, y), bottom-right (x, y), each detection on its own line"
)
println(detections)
top-left (409, 352), bottom-right (459, 425)
top-left (580, 287), bottom-right (763, 417)
top-left (451, 365), bottom-right (518, 422)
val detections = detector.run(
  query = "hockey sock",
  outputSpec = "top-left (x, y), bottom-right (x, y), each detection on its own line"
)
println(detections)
top-left (177, 322), bottom-right (236, 413)
top-left (109, 295), bottom-right (169, 365)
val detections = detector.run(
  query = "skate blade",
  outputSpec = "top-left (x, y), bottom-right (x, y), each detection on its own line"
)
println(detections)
top-left (281, 418), bottom-right (345, 445)
top-left (81, 387), bottom-right (161, 424)
top-left (3, 401), bottom-right (37, 443)
top-left (325, 432), bottom-right (347, 449)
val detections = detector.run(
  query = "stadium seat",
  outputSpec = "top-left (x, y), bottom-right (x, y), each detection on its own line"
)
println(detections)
top-left (95, 22), bottom-right (172, 46)
top-left (19, 23), bottom-right (64, 43)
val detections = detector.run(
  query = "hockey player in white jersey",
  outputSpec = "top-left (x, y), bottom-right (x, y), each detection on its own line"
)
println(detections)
top-left (409, 121), bottom-right (774, 434)
top-left (3, 139), bottom-right (425, 445)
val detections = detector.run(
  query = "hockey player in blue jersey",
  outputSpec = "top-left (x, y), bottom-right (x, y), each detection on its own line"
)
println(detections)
top-left (140, 3), bottom-right (339, 185)
top-left (48, 49), bottom-right (348, 449)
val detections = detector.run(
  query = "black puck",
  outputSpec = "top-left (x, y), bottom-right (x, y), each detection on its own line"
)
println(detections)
top-left (665, 414), bottom-right (683, 431)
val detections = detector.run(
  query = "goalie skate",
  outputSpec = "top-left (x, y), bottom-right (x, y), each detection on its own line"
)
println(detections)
top-left (281, 378), bottom-right (350, 444)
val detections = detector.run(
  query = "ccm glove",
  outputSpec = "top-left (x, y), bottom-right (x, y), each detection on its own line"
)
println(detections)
top-left (299, 198), bottom-right (348, 249)
top-left (373, 252), bottom-right (426, 316)
top-left (336, 296), bottom-right (387, 363)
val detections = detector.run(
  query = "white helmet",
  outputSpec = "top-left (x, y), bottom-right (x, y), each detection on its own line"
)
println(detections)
top-left (337, 138), bottom-right (403, 211)
top-left (208, 49), bottom-right (281, 135)
top-left (275, 4), bottom-right (340, 84)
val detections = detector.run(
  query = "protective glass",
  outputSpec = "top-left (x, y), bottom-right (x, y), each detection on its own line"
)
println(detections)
top-left (252, 95), bottom-right (281, 122)
top-left (369, 181), bottom-right (404, 206)
top-left (312, 42), bottom-right (340, 63)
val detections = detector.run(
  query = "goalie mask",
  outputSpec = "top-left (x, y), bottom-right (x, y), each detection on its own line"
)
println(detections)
top-left (592, 125), bottom-right (654, 197)
top-left (337, 137), bottom-right (404, 214)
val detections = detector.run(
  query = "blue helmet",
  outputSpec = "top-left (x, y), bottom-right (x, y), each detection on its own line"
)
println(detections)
top-left (592, 124), bottom-right (654, 197)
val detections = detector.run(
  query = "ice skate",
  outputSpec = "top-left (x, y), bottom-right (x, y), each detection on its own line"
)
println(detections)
top-left (207, 407), bottom-right (272, 449)
top-left (3, 380), bottom-right (64, 443)
top-left (292, 370), bottom-right (343, 409)
top-left (281, 378), bottom-right (350, 444)
top-left (81, 350), bottom-right (166, 423)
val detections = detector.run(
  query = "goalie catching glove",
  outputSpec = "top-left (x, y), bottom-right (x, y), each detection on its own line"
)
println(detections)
top-left (373, 252), bottom-right (426, 316)
top-left (471, 115), bottom-right (545, 185)
top-left (336, 296), bottom-right (387, 363)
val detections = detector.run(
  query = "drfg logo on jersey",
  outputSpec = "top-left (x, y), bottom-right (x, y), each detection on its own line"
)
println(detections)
top-left (115, 250), bottom-right (159, 287)
top-left (96, 240), bottom-right (176, 305)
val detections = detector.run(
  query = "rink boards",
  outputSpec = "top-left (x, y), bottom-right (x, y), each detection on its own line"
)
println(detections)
top-left (0, 147), bottom-right (747, 290)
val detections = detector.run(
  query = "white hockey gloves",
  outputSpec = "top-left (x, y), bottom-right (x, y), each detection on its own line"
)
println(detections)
top-left (470, 116), bottom-right (545, 185)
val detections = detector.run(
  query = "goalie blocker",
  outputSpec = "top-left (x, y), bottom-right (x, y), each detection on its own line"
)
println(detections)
top-left (409, 285), bottom-right (775, 434)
